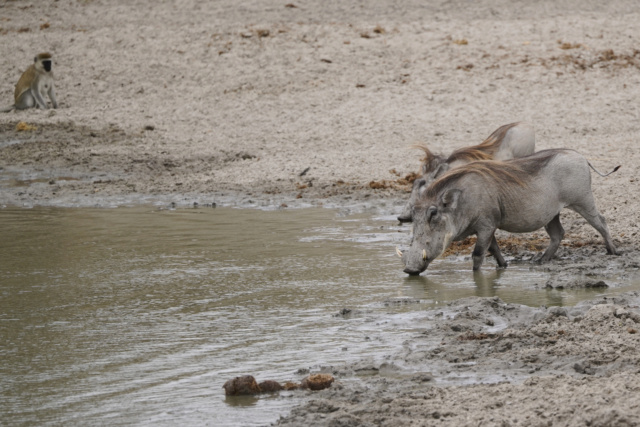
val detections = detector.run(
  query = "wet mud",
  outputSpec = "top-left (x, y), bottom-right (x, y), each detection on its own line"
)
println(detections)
top-left (276, 293), bottom-right (640, 426)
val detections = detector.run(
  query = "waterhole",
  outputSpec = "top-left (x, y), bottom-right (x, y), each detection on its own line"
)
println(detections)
top-left (0, 206), bottom-right (634, 426)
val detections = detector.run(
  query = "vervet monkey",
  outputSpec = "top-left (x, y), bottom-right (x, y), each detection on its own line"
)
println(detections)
top-left (1, 52), bottom-right (58, 112)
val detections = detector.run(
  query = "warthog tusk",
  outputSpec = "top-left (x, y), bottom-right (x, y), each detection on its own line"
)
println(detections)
top-left (422, 249), bottom-right (427, 260)
top-left (396, 247), bottom-right (403, 258)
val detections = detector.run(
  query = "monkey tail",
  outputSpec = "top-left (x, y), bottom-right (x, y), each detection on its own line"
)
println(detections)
top-left (0, 104), bottom-right (16, 113)
top-left (588, 161), bottom-right (621, 177)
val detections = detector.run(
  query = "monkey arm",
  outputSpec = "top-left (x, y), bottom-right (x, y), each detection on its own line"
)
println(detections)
top-left (48, 85), bottom-right (58, 109)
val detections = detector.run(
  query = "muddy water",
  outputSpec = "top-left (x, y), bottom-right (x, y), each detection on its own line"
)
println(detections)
top-left (0, 206), bottom-right (629, 426)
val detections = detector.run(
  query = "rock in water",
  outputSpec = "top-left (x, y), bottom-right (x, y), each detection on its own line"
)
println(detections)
top-left (258, 380), bottom-right (283, 393)
top-left (283, 381), bottom-right (300, 390)
top-left (223, 375), bottom-right (261, 395)
top-left (300, 374), bottom-right (335, 391)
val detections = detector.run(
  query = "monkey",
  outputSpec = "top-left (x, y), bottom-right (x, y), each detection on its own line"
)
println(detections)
top-left (1, 52), bottom-right (58, 112)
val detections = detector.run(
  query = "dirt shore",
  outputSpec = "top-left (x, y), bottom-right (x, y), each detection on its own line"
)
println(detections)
top-left (2, 1), bottom-right (640, 425)
top-left (277, 293), bottom-right (640, 426)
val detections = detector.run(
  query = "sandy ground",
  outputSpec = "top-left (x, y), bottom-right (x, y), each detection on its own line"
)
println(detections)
top-left (2, 1), bottom-right (640, 425)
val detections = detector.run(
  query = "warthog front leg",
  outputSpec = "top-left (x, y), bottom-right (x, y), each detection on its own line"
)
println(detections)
top-left (472, 230), bottom-right (498, 271)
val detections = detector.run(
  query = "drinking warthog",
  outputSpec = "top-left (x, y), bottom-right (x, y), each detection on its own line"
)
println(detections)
top-left (397, 122), bottom-right (535, 222)
top-left (399, 149), bottom-right (619, 275)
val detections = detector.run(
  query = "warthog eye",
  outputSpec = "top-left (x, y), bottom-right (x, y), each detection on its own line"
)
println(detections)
top-left (427, 206), bottom-right (437, 222)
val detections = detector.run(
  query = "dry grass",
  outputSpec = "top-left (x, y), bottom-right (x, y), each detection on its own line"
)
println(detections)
top-left (15, 122), bottom-right (37, 132)
top-left (369, 170), bottom-right (419, 190)
top-left (544, 47), bottom-right (640, 70)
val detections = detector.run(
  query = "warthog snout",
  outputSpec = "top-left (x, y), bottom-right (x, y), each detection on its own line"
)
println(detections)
top-left (403, 266), bottom-right (424, 276)
top-left (396, 247), bottom-right (429, 275)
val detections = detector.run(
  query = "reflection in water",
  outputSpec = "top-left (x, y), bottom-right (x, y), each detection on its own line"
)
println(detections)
top-left (0, 206), bottom-right (633, 426)
top-left (224, 395), bottom-right (260, 407)
top-left (402, 265), bottom-right (505, 301)
top-left (473, 269), bottom-right (503, 298)
top-left (401, 259), bottom-right (617, 308)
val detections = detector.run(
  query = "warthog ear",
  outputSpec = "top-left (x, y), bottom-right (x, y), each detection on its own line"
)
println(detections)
top-left (440, 189), bottom-right (461, 210)
top-left (413, 177), bottom-right (426, 190)
top-left (432, 163), bottom-right (450, 179)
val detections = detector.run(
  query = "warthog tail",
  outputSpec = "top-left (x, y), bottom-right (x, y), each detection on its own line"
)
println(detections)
top-left (588, 162), bottom-right (621, 177)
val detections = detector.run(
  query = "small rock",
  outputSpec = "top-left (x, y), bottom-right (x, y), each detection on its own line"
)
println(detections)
top-left (573, 362), bottom-right (595, 375)
top-left (547, 306), bottom-right (568, 318)
top-left (223, 375), bottom-right (261, 396)
top-left (411, 373), bottom-right (434, 383)
top-left (335, 308), bottom-right (352, 317)
top-left (258, 380), bottom-right (283, 393)
top-left (283, 381), bottom-right (300, 390)
top-left (584, 280), bottom-right (608, 288)
top-left (615, 308), bottom-right (629, 318)
top-left (300, 374), bottom-right (334, 391)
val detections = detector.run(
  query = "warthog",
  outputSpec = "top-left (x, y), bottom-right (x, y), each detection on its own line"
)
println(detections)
top-left (399, 149), bottom-right (619, 275)
top-left (397, 122), bottom-right (535, 222)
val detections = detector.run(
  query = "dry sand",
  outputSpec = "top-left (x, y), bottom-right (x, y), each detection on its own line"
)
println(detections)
top-left (2, 1), bottom-right (640, 425)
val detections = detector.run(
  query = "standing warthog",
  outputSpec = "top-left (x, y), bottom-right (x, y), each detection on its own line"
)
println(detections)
top-left (398, 122), bottom-right (535, 222)
top-left (399, 149), bottom-right (619, 275)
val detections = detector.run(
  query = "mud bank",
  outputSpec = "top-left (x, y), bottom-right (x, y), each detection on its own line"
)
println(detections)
top-left (276, 293), bottom-right (640, 426)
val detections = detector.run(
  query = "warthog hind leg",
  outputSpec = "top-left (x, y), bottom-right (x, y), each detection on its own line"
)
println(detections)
top-left (538, 214), bottom-right (565, 263)
top-left (488, 235), bottom-right (508, 269)
top-left (569, 202), bottom-right (618, 256)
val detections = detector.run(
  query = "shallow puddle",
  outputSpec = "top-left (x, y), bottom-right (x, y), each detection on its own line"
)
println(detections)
top-left (0, 206), bottom-right (636, 426)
